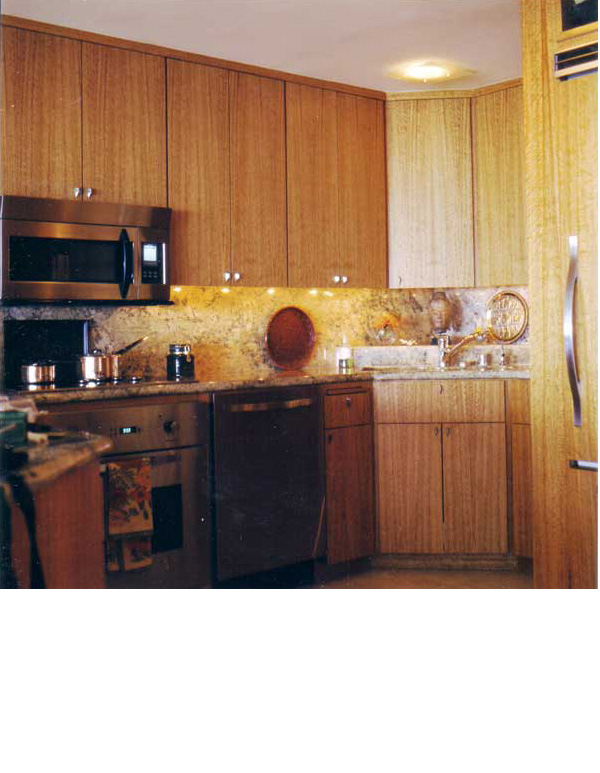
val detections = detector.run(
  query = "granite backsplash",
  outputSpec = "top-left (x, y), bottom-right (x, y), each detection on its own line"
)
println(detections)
top-left (1, 285), bottom-right (528, 382)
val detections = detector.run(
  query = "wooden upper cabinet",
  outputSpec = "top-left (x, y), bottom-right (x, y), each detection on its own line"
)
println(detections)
top-left (472, 86), bottom-right (526, 286)
top-left (82, 43), bottom-right (167, 207)
top-left (168, 59), bottom-right (230, 286)
top-left (286, 84), bottom-right (339, 287)
top-left (387, 97), bottom-right (474, 288)
top-left (1, 27), bottom-right (82, 199)
top-left (230, 72), bottom-right (287, 286)
top-left (337, 94), bottom-right (387, 287)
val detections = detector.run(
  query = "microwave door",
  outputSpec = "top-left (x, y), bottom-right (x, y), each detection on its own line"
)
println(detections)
top-left (2, 220), bottom-right (138, 302)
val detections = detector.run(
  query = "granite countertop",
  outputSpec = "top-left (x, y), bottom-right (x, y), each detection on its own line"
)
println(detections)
top-left (2, 433), bottom-right (112, 492)
top-left (21, 366), bottom-right (530, 406)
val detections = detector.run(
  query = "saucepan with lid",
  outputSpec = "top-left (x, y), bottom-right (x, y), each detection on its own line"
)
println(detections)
top-left (78, 335), bottom-right (149, 382)
top-left (21, 362), bottom-right (57, 385)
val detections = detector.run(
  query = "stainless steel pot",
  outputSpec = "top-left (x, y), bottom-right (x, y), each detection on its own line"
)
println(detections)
top-left (78, 336), bottom-right (149, 382)
top-left (21, 363), bottom-right (56, 385)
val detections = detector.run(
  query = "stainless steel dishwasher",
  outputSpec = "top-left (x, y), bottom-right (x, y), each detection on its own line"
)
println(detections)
top-left (212, 385), bottom-right (325, 582)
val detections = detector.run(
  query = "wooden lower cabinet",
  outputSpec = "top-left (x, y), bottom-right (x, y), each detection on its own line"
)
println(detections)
top-left (376, 420), bottom-right (508, 555)
top-left (511, 423), bottom-right (533, 557)
top-left (325, 424), bottom-right (375, 563)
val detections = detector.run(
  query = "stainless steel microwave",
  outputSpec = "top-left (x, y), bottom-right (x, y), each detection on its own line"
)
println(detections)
top-left (0, 196), bottom-right (171, 303)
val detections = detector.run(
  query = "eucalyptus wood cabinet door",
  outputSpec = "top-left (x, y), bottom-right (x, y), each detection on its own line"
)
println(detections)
top-left (376, 424), bottom-right (444, 554)
top-left (337, 94), bottom-right (387, 288)
top-left (230, 72), bottom-right (287, 287)
top-left (512, 423), bottom-right (533, 557)
top-left (286, 83), bottom-right (340, 287)
top-left (442, 423), bottom-right (508, 554)
top-left (168, 59), bottom-right (230, 286)
top-left (387, 97), bottom-right (474, 288)
top-left (325, 424), bottom-right (375, 564)
top-left (82, 43), bottom-right (167, 206)
top-left (1, 27), bottom-right (82, 199)
top-left (472, 85), bottom-right (526, 286)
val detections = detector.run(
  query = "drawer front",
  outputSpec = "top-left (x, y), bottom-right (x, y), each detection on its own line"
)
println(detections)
top-left (506, 380), bottom-right (530, 424)
top-left (375, 380), bottom-right (505, 423)
top-left (324, 390), bottom-right (372, 428)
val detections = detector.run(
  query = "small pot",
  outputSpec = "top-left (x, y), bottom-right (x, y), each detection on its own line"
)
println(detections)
top-left (21, 363), bottom-right (56, 385)
top-left (79, 352), bottom-right (120, 382)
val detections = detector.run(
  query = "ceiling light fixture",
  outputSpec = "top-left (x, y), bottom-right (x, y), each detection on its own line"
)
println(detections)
top-left (388, 60), bottom-right (473, 84)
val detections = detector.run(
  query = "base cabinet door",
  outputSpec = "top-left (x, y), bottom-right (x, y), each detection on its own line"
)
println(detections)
top-left (442, 423), bottom-right (508, 553)
top-left (511, 423), bottom-right (533, 557)
top-left (325, 424), bottom-right (375, 563)
top-left (376, 424), bottom-right (444, 554)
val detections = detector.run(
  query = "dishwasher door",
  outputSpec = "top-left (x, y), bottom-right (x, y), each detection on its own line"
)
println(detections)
top-left (213, 386), bottom-right (325, 582)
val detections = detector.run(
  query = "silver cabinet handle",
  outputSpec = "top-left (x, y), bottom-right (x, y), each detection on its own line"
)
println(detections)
top-left (224, 272), bottom-right (231, 282)
top-left (229, 398), bottom-right (314, 413)
top-left (74, 187), bottom-right (82, 199)
top-left (86, 187), bottom-right (94, 199)
top-left (563, 235), bottom-right (582, 427)
top-left (569, 460), bottom-right (598, 472)
top-left (341, 275), bottom-right (348, 284)
top-left (233, 272), bottom-right (241, 282)
top-left (333, 275), bottom-right (340, 284)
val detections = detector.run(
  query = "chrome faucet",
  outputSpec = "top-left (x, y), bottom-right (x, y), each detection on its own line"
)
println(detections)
top-left (438, 329), bottom-right (490, 368)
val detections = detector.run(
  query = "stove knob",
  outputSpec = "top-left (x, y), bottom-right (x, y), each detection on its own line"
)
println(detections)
top-left (163, 420), bottom-right (180, 434)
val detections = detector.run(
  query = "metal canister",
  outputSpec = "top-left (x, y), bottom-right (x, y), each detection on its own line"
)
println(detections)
top-left (166, 344), bottom-right (195, 381)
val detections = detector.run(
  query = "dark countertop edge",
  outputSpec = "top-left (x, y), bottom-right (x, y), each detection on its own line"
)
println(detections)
top-left (20, 368), bottom-right (530, 406)
top-left (5, 434), bottom-right (112, 493)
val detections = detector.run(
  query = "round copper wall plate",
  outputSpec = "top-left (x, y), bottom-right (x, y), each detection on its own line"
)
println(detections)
top-left (264, 306), bottom-right (316, 370)
top-left (486, 291), bottom-right (529, 343)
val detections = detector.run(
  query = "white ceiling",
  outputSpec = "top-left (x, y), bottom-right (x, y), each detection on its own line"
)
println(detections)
top-left (2, 0), bottom-right (522, 92)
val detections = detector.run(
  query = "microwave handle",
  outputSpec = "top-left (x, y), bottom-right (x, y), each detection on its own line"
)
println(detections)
top-left (119, 228), bottom-right (134, 299)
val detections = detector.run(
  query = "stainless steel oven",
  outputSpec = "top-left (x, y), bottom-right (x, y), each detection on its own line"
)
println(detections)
top-left (0, 196), bottom-right (170, 302)
top-left (50, 401), bottom-right (211, 589)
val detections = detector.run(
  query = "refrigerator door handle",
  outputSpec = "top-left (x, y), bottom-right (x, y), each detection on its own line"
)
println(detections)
top-left (563, 235), bottom-right (582, 427)
top-left (569, 460), bottom-right (598, 472)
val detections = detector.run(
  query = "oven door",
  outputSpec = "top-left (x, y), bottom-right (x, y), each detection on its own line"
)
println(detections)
top-left (1, 219), bottom-right (140, 301)
top-left (104, 447), bottom-right (211, 589)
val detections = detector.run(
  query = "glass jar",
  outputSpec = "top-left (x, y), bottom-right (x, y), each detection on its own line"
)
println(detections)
top-left (166, 344), bottom-right (195, 381)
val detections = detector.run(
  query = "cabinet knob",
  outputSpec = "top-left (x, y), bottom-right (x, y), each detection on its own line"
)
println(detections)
top-left (74, 187), bottom-right (82, 199)
top-left (446, 427), bottom-right (451, 437)
top-left (233, 272), bottom-right (241, 282)
top-left (434, 427), bottom-right (439, 436)
top-left (86, 187), bottom-right (94, 199)
top-left (333, 275), bottom-right (340, 284)
top-left (345, 397), bottom-right (352, 407)
top-left (163, 420), bottom-right (180, 434)
top-left (328, 434), bottom-right (333, 444)
top-left (341, 275), bottom-right (348, 284)
top-left (224, 272), bottom-right (231, 282)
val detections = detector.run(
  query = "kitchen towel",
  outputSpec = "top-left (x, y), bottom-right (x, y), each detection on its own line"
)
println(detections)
top-left (106, 458), bottom-right (153, 572)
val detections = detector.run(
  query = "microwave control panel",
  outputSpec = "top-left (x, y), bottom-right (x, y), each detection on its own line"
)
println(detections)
top-left (141, 242), bottom-right (165, 284)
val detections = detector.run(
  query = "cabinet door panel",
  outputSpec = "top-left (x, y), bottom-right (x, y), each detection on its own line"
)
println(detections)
top-left (230, 72), bottom-right (287, 286)
top-left (82, 44), bottom-right (166, 206)
top-left (387, 98), bottom-right (474, 288)
top-left (443, 423), bottom-right (507, 553)
top-left (287, 84), bottom-right (339, 287)
top-left (376, 424), bottom-right (443, 553)
top-left (1, 27), bottom-right (82, 198)
top-left (472, 86), bottom-right (526, 286)
top-left (337, 94), bottom-right (387, 288)
top-left (326, 424), bottom-right (375, 564)
top-left (512, 424), bottom-right (533, 557)
top-left (168, 59), bottom-right (230, 286)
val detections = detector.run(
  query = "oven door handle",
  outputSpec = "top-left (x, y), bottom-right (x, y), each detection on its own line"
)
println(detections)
top-left (119, 228), bottom-right (134, 300)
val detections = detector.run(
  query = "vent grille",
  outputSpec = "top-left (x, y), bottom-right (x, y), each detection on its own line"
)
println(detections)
top-left (554, 42), bottom-right (598, 80)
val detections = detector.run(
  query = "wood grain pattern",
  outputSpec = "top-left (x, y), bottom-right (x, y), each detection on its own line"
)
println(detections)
top-left (1, 27), bottom-right (82, 198)
top-left (374, 380), bottom-right (505, 424)
top-left (387, 97), bottom-right (474, 288)
top-left (1, 15), bottom-right (386, 100)
top-left (386, 80), bottom-right (522, 101)
top-left (325, 424), bottom-right (375, 564)
top-left (323, 389), bottom-right (372, 429)
top-left (523, 0), bottom-right (598, 588)
top-left (442, 423), bottom-right (508, 554)
top-left (506, 380), bottom-right (531, 424)
top-left (472, 85), bottom-right (527, 285)
top-left (376, 423), bottom-right (444, 553)
top-left (82, 43), bottom-right (166, 206)
top-left (511, 423), bottom-right (533, 557)
top-left (229, 71), bottom-right (287, 286)
top-left (167, 59), bottom-right (230, 286)
top-left (337, 94), bottom-right (388, 288)
top-left (10, 461), bottom-right (105, 589)
top-left (286, 83), bottom-right (340, 287)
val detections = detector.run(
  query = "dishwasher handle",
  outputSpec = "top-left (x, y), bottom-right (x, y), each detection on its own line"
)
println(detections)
top-left (228, 397), bottom-right (314, 413)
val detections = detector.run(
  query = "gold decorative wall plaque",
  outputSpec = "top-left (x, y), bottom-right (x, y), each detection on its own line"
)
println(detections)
top-left (486, 291), bottom-right (529, 343)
